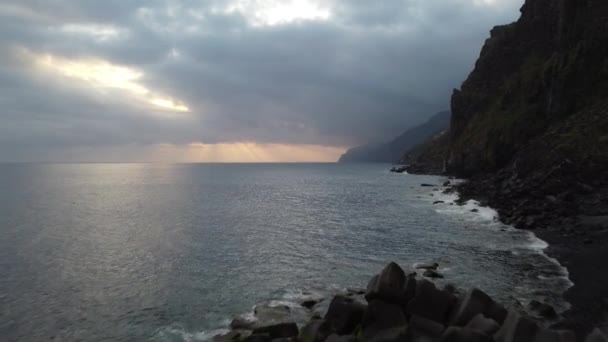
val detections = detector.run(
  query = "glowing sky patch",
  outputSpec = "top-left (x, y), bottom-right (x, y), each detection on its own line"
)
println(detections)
top-left (59, 24), bottom-right (124, 41)
top-left (28, 50), bottom-right (190, 113)
top-left (224, 0), bottom-right (331, 26)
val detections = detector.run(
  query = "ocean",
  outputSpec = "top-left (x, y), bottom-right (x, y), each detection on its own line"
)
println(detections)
top-left (0, 163), bottom-right (572, 341)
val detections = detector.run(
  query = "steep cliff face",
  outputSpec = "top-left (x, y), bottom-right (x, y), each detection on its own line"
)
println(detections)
top-left (448, 0), bottom-right (608, 177)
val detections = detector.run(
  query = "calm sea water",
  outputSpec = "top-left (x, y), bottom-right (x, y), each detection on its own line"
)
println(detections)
top-left (0, 163), bottom-right (571, 341)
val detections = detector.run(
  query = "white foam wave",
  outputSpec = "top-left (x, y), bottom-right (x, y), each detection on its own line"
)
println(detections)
top-left (423, 177), bottom-right (574, 311)
top-left (154, 326), bottom-right (230, 342)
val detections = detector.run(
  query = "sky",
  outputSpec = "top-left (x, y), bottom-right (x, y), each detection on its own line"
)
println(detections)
top-left (0, 0), bottom-right (523, 162)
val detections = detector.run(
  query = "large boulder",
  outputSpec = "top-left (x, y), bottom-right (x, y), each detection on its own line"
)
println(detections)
top-left (325, 295), bottom-right (366, 335)
top-left (440, 327), bottom-right (493, 342)
top-left (213, 331), bottom-right (245, 342)
top-left (365, 262), bottom-right (407, 303)
top-left (299, 319), bottom-right (332, 342)
top-left (528, 300), bottom-right (557, 319)
top-left (364, 326), bottom-right (408, 342)
top-left (449, 288), bottom-right (507, 326)
top-left (406, 279), bottom-right (457, 324)
top-left (252, 323), bottom-right (299, 339)
top-left (326, 334), bottom-right (358, 342)
top-left (409, 315), bottom-right (446, 337)
top-left (254, 305), bottom-right (292, 324)
top-left (586, 329), bottom-right (608, 342)
top-left (533, 328), bottom-right (576, 342)
top-left (493, 309), bottom-right (538, 342)
top-left (243, 334), bottom-right (272, 342)
top-left (361, 300), bottom-right (407, 340)
top-left (464, 314), bottom-right (500, 336)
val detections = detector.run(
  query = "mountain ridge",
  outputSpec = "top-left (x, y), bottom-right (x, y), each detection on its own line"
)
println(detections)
top-left (338, 111), bottom-right (450, 163)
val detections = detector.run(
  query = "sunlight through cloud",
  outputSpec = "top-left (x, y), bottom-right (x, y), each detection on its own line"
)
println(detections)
top-left (223, 0), bottom-right (331, 26)
top-left (25, 50), bottom-right (190, 114)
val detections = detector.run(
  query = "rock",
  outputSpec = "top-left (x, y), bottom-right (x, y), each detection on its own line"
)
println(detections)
top-left (421, 184), bottom-right (437, 187)
top-left (326, 334), bottom-right (357, 342)
top-left (402, 274), bottom-right (417, 305)
top-left (390, 167), bottom-right (407, 174)
top-left (409, 315), bottom-right (446, 337)
top-left (364, 326), bottom-right (408, 342)
top-left (252, 323), bottom-right (299, 339)
top-left (406, 279), bottom-right (457, 324)
top-left (415, 262), bottom-right (439, 270)
top-left (533, 329), bottom-right (576, 342)
top-left (464, 314), bottom-right (500, 336)
top-left (213, 331), bottom-right (244, 342)
top-left (586, 328), bottom-right (608, 342)
top-left (271, 338), bottom-right (298, 342)
top-left (493, 309), bottom-right (538, 342)
top-left (443, 181), bottom-right (451, 187)
top-left (365, 262), bottom-right (407, 303)
top-left (325, 295), bottom-right (366, 335)
top-left (254, 305), bottom-right (291, 324)
top-left (433, 201), bottom-right (445, 204)
top-left (449, 288), bottom-right (507, 326)
top-left (231, 317), bottom-right (256, 330)
top-left (243, 334), bottom-right (272, 342)
top-left (361, 300), bottom-right (407, 339)
top-left (528, 300), bottom-right (557, 319)
top-left (440, 327), bottom-right (493, 342)
top-left (299, 319), bottom-right (332, 342)
top-left (301, 300), bottom-right (319, 310)
top-left (470, 209), bottom-right (479, 213)
top-left (443, 284), bottom-right (458, 295)
top-left (347, 288), bottom-right (366, 295)
top-left (423, 269), bottom-right (444, 279)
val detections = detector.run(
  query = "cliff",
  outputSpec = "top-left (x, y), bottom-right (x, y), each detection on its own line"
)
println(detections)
top-left (403, 0), bottom-right (608, 333)
top-left (448, 0), bottom-right (608, 177)
top-left (338, 111), bottom-right (450, 163)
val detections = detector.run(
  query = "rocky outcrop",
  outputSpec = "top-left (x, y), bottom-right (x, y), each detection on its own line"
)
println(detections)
top-left (338, 111), bottom-right (450, 164)
top-left (448, 0), bottom-right (608, 177)
top-left (402, 130), bottom-right (449, 175)
top-left (398, 0), bottom-right (608, 334)
top-left (215, 262), bottom-right (606, 342)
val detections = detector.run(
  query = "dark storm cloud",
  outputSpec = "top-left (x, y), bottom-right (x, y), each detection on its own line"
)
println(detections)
top-left (0, 0), bottom-right (523, 160)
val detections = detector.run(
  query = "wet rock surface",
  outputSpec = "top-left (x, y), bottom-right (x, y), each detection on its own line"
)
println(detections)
top-left (216, 262), bottom-right (604, 342)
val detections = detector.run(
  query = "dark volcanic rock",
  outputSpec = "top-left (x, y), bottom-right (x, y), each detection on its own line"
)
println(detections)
top-left (299, 319), bottom-right (332, 342)
top-left (406, 279), bottom-right (457, 324)
top-left (585, 328), bottom-right (608, 342)
top-left (324, 295), bottom-right (366, 335)
top-left (493, 309), bottom-right (538, 342)
top-left (450, 288), bottom-right (507, 326)
top-left (464, 314), bottom-right (500, 336)
top-left (423, 269), bottom-right (444, 279)
top-left (243, 334), bottom-right (272, 342)
top-left (252, 323), bottom-right (299, 339)
top-left (301, 300), bottom-right (319, 310)
top-left (529, 300), bottom-right (558, 319)
top-left (365, 262), bottom-right (407, 303)
top-left (325, 334), bottom-right (357, 342)
top-left (361, 300), bottom-right (407, 339)
top-left (441, 326), bottom-right (493, 342)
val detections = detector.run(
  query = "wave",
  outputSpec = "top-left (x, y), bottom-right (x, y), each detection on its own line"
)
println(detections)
top-left (425, 179), bottom-right (574, 314)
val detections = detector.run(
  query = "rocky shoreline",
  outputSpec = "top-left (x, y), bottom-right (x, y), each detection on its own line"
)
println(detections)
top-left (213, 262), bottom-right (607, 342)
top-left (390, 167), bottom-right (608, 336)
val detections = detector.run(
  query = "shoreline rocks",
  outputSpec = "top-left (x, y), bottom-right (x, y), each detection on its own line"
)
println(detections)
top-left (214, 262), bottom-right (604, 342)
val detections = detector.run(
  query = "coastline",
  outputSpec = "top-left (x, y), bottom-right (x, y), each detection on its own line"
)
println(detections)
top-left (447, 177), bottom-right (608, 336)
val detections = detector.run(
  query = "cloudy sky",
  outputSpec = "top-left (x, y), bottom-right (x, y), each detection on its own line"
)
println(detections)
top-left (0, 0), bottom-right (522, 162)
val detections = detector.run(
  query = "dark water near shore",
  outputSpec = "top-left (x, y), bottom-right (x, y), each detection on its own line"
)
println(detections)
top-left (0, 163), bottom-right (572, 341)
